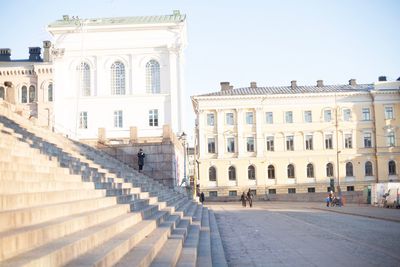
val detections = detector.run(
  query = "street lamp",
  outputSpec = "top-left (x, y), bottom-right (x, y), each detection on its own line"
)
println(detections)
top-left (179, 132), bottom-right (188, 188)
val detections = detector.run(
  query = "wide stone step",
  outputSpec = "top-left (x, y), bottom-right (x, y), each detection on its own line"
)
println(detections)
top-left (0, 179), bottom-right (94, 194)
top-left (0, 154), bottom-right (59, 168)
top-left (209, 210), bottom-right (228, 267)
top-left (196, 207), bottom-right (212, 267)
top-left (0, 162), bottom-right (69, 176)
top-left (0, 170), bottom-right (81, 183)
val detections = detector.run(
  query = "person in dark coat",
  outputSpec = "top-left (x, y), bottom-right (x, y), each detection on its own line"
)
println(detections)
top-left (137, 148), bottom-right (145, 172)
top-left (200, 192), bottom-right (205, 204)
top-left (247, 189), bottom-right (253, 208)
top-left (240, 192), bottom-right (247, 207)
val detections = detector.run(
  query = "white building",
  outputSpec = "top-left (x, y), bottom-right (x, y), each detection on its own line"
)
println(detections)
top-left (47, 11), bottom-right (187, 140)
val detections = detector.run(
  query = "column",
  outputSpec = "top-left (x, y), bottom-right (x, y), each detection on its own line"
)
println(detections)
top-left (236, 109), bottom-right (244, 157)
top-left (217, 109), bottom-right (225, 158)
top-left (256, 108), bottom-right (264, 157)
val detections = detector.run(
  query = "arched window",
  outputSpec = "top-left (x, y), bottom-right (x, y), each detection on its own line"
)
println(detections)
top-left (209, 166), bottom-right (216, 181)
top-left (326, 163), bottom-right (334, 177)
top-left (111, 61), bottom-right (125, 95)
top-left (248, 165), bottom-right (256, 180)
top-left (389, 160), bottom-right (396, 175)
top-left (346, 162), bottom-right (353, 176)
top-left (21, 86), bottom-right (27, 103)
top-left (77, 62), bottom-right (91, 96)
top-left (307, 163), bottom-right (314, 178)
top-left (365, 161), bottom-right (373, 176)
top-left (228, 166), bottom-right (236, 181)
top-left (0, 86), bottom-right (4, 100)
top-left (146, 60), bottom-right (160, 93)
top-left (268, 165), bottom-right (275, 179)
top-left (287, 164), bottom-right (295, 178)
top-left (28, 85), bottom-right (36, 102)
top-left (48, 84), bottom-right (53, 102)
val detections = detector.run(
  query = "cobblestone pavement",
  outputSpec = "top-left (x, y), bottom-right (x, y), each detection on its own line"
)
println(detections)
top-left (207, 202), bottom-right (400, 267)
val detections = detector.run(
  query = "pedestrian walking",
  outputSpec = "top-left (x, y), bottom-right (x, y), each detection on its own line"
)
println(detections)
top-left (247, 189), bottom-right (253, 208)
top-left (137, 148), bottom-right (145, 172)
top-left (240, 192), bottom-right (247, 207)
top-left (200, 192), bottom-right (205, 205)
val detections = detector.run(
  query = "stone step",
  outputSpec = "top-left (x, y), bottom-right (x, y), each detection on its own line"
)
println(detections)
top-left (0, 154), bottom-right (59, 168)
top-left (196, 207), bottom-right (212, 267)
top-left (0, 170), bottom-right (81, 183)
top-left (209, 210), bottom-right (228, 267)
top-left (0, 162), bottom-right (69, 176)
top-left (0, 196), bottom-right (116, 232)
top-left (0, 179), bottom-right (94, 194)
top-left (0, 203), bottom-right (133, 261)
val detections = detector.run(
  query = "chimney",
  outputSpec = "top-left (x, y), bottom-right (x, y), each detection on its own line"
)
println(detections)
top-left (43, 41), bottom-right (52, 62)
top-left (291, 80), bottom-right (297, 89)
top-left (316, 80), bottom-right (324, 87)
top-left (0, 48), bottom-right (11, 61)
top-left (348, 79), bottom-right (357, 86)
top-left (220, 82), bottom-right (231, 91)
top-left (250, 81), bottom-right (257, 88)
top-left (378, 76), bottom-right (387, 82)
top-left (29, 47), bottom-right (42, 62)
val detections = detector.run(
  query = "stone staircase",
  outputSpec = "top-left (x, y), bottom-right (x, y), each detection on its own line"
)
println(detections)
top-left (0, 104), bottom-right (227, 267)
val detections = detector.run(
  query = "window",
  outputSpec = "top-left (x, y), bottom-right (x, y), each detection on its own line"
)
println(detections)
top-left (209, 166), bottom-right (216, 181)
top-left (305, 135), bottom-right (313, 150)
top-left (21, 86), bottom-right (27, 103)
top-left (345, 134), bottom-right (352, 149)
top-left (325, 134), bottom-right (333, 149)
top-left (347, 186), bottom-right (354, 192)
top-left (207, 138), bottom-right (216, 153)
top-left (146, 60), bottom-right (160, 93)
top-left (268, 189), bottom-right (276, 194)
top-left (229, 191), bottom-right (237, 197)
top-left (387, 132), bottom-right (395, 147)
top-left (307, 163), bottom-right (314, 178)
top-left (111, 61), bottom-right (125, 95)
top-left (285, 111), bottom-right (293, 123)
top-left (389, 161), bottom-right (396, 175)
top-left (286, 136), bottom-right (294, 151)
top-left (308, 187), bottom-right (316, 193)
top-left (250, 189), bottom-right (257, 196)
top-left (266, 136), bottom-right (274, 151)
top-left (209, 191), bottom-right (218, 197)
top-left (113, 110), bottom-right (123, 128)
top-left (247, 137), bottom-right (255, 152)
top-left (245, 112), bottom-right (254, 124)
top-left (324, 110), bottom-right (332, 122)
top-left (248, 165), bottom-right (256, 180)
top-left (228, 166), bottom-right (236, 181)
top-left (288, 188), bottom-right (296, 194)
top-left (207, 113), bottom-right (215, 126)
top-left (227, 137), bottom-right (235, 153)
top-left (304, 110), bottom-right (312, 123)
top-left (226, 113), bottom-right (234, 125)
top-left (48, 84), bottom-right (53, 102)
top-left (266, 112), bottom-right (273, 124)
top-left (343, 109), bottom-right (351, 121)
top-left (28, 85), bottom-right (36, 103)
top-left (365, 161), bottom-right (373, 176)
top-left (326, 163), bottom-right (334, 177)
top-left (287, 164), bottom-right (295, 178)
top-left (362, 108), bottom-right (371, 121)
top-left (149, 109), bottom-right (158, 127)
top-left (364, 133), bottom-right (372, 148)
top-left (267, 165), bottom-right (275, 179)
top-left (346, 162), bottom-right (353, 176)
top-left (0, 86), bottom-right (4, 100)
top-left (385, 106), bottom-right (394, 119)
top-left (79, 111), bottom-right (88, 129)
top-left (77, 62), bottom-right (90, 96)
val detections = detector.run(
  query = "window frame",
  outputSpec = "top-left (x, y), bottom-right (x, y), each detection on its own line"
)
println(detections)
top-left (385, 106), bottom-right (394, 120)
top-left (343, 108), bottom-right (351, 121)
top-left (226, 137), bottom-right (235, 153)
top-left (207, 113), bottom-right (215, 126)
top-left (362, 108), bottom-right (371, 121)
top-left (148, 109), bottom-right (159, 127)
top-left (389, 160), bottom-right (396, 175)
top-left (364, 132), bottom-right (372, 148)
top-left (287, 164), bottom-right (295, 178)
top-left (245, 111), bottom-right (254, 124)
top-left (246, 136), bottom-right (255, 152)
top-left (304, 110), bottom-right (312, 123)
top-left (226, 112), bottom-right (234, 125)
top-left (266, 112), bottom-right (273, 124)
top-left (266, 136), bottom-right (274, 152)
top-left (365, 161), bottom-right (373, 176)
top-left (326, 163), bottom-right (334, 177)
top-left (209, 166), bottom-right (217, 181)
top-left (286, 135), bottom-right (294, 151)
top-left (228, 166), bottom-right (236, 181)
top-left (79, 111), bottom-right (88, 129)
top-left (113, 110), bottom-right (123, 128)
top-left (345, 133), bottom-right (353, 149)
top-left (248, 165), bottom-right (256, 180)
top-left (306, 163), bottom-right (314, 178)
top-left (267, 165), bottom-right (275, 179)
top-left (145, 59), bottom-right (160, 93)
top-left (285, 111), bottom-right (293, 123)
top-left (110, 61), bottom-right (126, 95)
top-left (305, 134), bottom-right (313, 150)
top-left (324, 109), bottom-right (332, 122)
top-left (346, 162), bottom-right (354, 177)
top-left (207, 138), bottom-right (216, 154)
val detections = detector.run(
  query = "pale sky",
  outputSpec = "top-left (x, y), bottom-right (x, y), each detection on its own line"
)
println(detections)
top-left (1, 0), bottom-right (399, 141)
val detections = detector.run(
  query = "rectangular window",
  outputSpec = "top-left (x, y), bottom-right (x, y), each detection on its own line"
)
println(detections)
top-left (324, 110), bottom-right (332, 122)
top-left (149, 109), bottom-right (159, 127)
top-left (79, 111), bottom-right (88, 129)
top-left (229, 191), bottom-right (237, 197)
top-left (207, 113), bottom-right (215, 126)
top-left (247, 137), bottom-right (255, 152)
top-left (385, 106), bottom-right (394, 119)
top-left (345, 133), bottom-right (352, 148)
top-left (226, 112), bottom-right (234, 125)
top-left (266, 136), bottom-right (274, 151)
top-left (347, 186), bottom-right (354, 192)
top-left (325, 134), bottom-right (333, 149)
top-left (227, 137), bottom-right (235, 153)
top-left (114, 110), bottom-right (123, 128)
top-left (364, 133), bottom-right (372, 148)
top-left (308, 187), bottom-right (316, 193)
top-left (343, 109), bottom-right (351, 121)
top-left (285, 111), bottom-right (293, 123)
top-left (268, 189), bottom-right (276, 194)
top-left (304, 110), bottom-right (312, 123)
top-left (209, 191), bottom-right (218, 197)
top-left (246, 112), bottom-right (254, 124)
top-left (288, 188), bottom-right (296, 194)
top-left (387, 132), bottom-right (395, 147)
top-left (266, 112), bottom-right (273, 124)
top-left (362, 108), bottom-right (371, 121)
top-left (286, 135), bottom-right (294, 151)
top-left (305, 135), bottom-right (313, 150)
top-left (207, 138), bottom-right (216, 153)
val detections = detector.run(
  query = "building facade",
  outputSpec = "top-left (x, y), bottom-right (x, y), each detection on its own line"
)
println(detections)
top-left (191, 78), bottom-right (400, 197)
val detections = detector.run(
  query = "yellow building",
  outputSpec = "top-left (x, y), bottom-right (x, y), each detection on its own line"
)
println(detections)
top-left (191, 78), bottom-right (400, 198)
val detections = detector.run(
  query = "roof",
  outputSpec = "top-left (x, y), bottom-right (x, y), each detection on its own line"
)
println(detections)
top-left (48, 11), bottom-right (186, 28)
top-left (194, 84), bottom-right (373, 98)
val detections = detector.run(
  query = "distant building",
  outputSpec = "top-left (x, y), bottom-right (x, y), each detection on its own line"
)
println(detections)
top-left (191, 78), bottom-right (400, 197)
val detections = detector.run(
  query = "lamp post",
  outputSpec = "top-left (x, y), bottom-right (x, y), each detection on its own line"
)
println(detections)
top-left (180, 132), bottom-right (189, 195)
